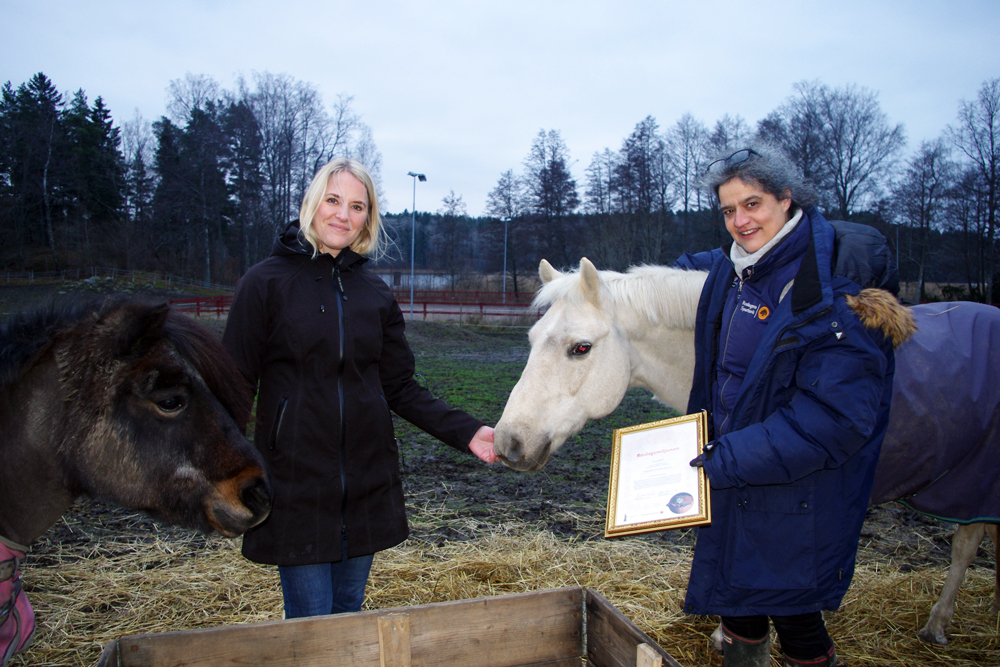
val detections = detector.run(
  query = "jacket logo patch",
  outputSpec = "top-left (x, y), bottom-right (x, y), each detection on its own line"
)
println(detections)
top-left (757, 306), bottom-right (770, 320)
top-left (739, 300), bottom-right (759, 317)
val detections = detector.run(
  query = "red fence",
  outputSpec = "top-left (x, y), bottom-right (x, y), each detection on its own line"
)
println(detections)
top-left (167, 296), bottom-right (233, 318)
top-left (394, 289), bottom-right (536, 306)
top-left (169, 291), bottom-right (543, 323)
top-left (159, 292), bottom-right (1000, 322)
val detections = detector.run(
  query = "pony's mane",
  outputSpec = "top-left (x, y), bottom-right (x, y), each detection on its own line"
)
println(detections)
top-left (533, 264), bottom-right (707, 330)
top-left (0, 297), bottom-right (103, 391)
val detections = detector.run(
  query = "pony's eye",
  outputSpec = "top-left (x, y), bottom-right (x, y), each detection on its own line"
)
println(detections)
top-left (157, 396), bottom-right (186, 413)
top-left (570, 343), bottom-right (592, 356)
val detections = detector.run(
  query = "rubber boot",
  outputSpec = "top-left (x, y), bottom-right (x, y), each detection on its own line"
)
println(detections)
top-left (720, 625), bottom-right (771, 667)
top-left (782, 646), bottom-right (837, 667)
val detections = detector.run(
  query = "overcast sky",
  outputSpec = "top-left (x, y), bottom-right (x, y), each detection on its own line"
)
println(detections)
top-left (4, 0), bottom-right (999, 216)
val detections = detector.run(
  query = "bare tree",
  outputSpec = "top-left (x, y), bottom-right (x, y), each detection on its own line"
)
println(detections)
top-left (430, 190), bottom-right (470, 288)
top-left (486, 170), bottom-right (526, 221)
top-left (948, 77), bottom-right (1000, 303)
top-left (486, 169), bottom-right (528, 295)
top-left (892, 139), bottom-right (954, 300)
top-left (165, 73), bottom-right (222, 126)
top-left (348, 124), bottom-right (384, 205)
top-left (439, 190), bottom-right (467, 217)
top-left (666, 113), bottom-right (708, 248)
top-left (234, 72), bottom-right (379, 265)
top-left (815, 83), bottom-right (906, 219)
top-left (756, 80), bottom-right (829, 195)
top-left (759, 81), bottom-right (905, 219)
top-left (582, 148), bottom-right (634, 270)
top-left (707, 113), bottom-right (750, 155)
top-left (291, 81), bottom-right (332, 205)
top-left (944, 166), bottom-right (992, 299)
top-left (584, 148), bottom-right (618, 215)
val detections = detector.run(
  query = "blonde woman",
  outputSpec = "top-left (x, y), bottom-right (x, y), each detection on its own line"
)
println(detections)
top-left (224, 158), bottom-right (496, 618)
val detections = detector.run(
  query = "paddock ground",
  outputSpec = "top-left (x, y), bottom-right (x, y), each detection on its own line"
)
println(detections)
top-left (2, 286), bottom-right (997, 666)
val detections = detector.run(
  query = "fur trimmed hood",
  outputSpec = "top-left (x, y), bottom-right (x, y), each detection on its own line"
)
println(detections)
top-left (847, 288), bottom-right (916, 348)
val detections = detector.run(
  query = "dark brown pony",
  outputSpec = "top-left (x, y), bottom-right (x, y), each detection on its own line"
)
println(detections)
top-left (0, 297), bottom-right (272, 547)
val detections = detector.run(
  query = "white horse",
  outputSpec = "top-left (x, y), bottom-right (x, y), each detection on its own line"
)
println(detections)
top-left (494, 257), bottom-right (999, 646)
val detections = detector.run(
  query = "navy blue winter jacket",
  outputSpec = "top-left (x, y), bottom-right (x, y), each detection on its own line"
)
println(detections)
top-left (675, 207), bottom-right (895, 616)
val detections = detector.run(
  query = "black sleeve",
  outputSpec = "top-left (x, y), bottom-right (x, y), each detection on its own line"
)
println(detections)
top-left (222, 269), bottom-right (270, 393)
top-left (377, 297), bottom-right (484, 454)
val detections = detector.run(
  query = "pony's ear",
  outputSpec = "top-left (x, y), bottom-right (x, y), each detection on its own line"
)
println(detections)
top-left (99, 301), bottom-right (171, 359)
top-left (539, 259), bottom-right (561, 284)
top-left (579, 257), bottom-right (602, 305)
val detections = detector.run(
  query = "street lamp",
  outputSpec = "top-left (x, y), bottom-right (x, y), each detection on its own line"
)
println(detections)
top-left (407, 171), bottom-right (426, 319)
top-left (502, 218), bottom-right (509, 305)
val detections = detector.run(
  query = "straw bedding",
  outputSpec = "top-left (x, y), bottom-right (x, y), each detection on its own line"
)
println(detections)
top-left (7, 318), bottom-right (998, 666)
top-left (13, 496), bottom-right (997, 667)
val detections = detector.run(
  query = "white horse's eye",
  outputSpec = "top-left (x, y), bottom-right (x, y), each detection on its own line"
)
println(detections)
top-left (570, 343), bottom-right (592, 356)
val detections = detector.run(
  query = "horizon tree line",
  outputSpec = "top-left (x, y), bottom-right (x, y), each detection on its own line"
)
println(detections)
top-left (464, 77), bottom-right (999, 303)
top-left (1, 71), bottom-right (381, 284)
top-left (1, 72), bottom-right (997, 303)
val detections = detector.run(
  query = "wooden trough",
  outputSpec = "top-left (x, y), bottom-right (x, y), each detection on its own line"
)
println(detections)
top-left (95, 587), bottom-right (682, 667)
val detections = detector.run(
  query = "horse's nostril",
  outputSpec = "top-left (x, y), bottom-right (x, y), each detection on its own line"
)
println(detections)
top-left (504, 436), bottom-right (524, 463)
top-left (241, 477), bottom-right (273, 516)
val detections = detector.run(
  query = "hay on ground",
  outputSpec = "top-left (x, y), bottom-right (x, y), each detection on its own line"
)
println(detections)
top-left (13, 506), bottom-right (998, 667)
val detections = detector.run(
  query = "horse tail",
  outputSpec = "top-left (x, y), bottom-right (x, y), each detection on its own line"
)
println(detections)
top-left (846, 288), bottom-right (917, 348)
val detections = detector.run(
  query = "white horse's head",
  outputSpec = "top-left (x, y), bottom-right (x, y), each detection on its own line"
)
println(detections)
top-left (494, 257), bottom-right (633, 471)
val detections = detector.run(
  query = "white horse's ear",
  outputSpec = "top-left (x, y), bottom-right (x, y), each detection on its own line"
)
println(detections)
top-left (579, 257), bottom-right (602, 305)
top-left (539, 259), bottom-right (561, 284)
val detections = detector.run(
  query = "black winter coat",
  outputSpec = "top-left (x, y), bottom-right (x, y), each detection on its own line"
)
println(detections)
top-left (223, 223), bottom-right (483, 565)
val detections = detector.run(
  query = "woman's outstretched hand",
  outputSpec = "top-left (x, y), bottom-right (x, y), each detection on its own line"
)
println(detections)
top-left (469, 425), bottom-right (499, 463)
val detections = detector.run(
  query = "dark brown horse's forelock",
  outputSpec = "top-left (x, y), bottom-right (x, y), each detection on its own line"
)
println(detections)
top-left (163, 313), bottom-right (254, 433)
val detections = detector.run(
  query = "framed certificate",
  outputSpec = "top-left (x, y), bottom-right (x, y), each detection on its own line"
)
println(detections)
top-left (605, 411), bottom-right (711, 538)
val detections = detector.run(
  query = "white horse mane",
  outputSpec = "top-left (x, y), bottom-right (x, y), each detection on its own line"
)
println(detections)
top-left (533, 264), bottom-right (707, 331)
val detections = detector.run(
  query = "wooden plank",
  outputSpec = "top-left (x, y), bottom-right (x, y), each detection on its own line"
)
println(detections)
top-left (636, 643), bottom-right (662, 667)
top-left (378, 614), bottom-right (411, 667)
top-left (112, 587), bottom-right (585, 667)
top-left (584, 589), bottom-right (682, 667)
top-left (94, 639), bottom-right (118, 667)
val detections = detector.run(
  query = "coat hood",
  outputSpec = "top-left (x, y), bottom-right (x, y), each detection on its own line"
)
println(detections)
top-left (847, 288), bottom-right (916, 348)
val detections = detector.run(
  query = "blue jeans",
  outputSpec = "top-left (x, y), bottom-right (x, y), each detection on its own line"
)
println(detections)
top-left (278, 554), bottom-right (375, 618)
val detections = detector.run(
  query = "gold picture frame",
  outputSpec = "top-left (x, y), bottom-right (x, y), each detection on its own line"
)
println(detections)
top-left (605, 411), bottom-right (712, 538)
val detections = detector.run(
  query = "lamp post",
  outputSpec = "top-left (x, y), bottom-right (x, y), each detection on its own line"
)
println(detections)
top-left (407, 171), bottom-right (426, 319)
top-left (502, 218), bottom-right (509, 305)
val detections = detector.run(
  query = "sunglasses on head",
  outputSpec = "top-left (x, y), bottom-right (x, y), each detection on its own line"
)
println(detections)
top-left (705, 148), bottom-right (760, 175)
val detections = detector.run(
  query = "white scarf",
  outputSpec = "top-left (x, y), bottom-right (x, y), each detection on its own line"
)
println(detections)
top-left (730, 207), bottom-right (803, 277)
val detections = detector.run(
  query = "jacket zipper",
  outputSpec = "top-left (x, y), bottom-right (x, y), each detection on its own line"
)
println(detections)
top-left (716, 276), bottom-right (743, 434)
top-left (334, 264), bottom-right (350, 558)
